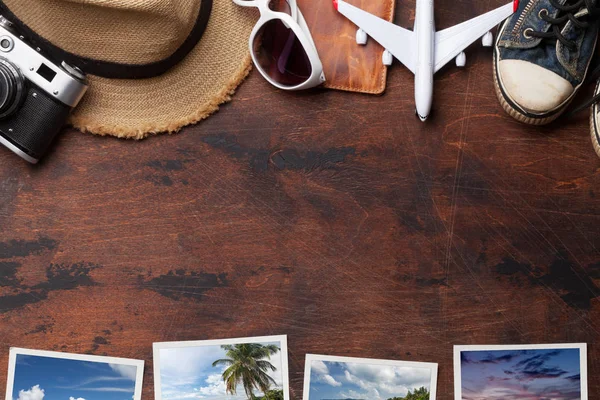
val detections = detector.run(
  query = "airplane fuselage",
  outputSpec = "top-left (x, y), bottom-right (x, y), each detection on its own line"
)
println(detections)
top-left (335, 0), bottom-right (515, 122)
top-left (414, 0), bottom-right (434, 121)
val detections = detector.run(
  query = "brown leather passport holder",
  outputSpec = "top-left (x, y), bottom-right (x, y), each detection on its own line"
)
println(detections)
top-left (298, 0), bottom-right (396, 94)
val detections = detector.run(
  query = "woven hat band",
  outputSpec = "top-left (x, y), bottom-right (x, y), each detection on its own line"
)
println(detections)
top-left (0, 0), bottom-right (210, 79)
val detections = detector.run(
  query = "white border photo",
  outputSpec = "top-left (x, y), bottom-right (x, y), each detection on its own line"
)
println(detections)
top-left (303, 354), bottom-right (438, 400)
top-left (153, 335), bottom-right (290, 400)
top-left (454, 343), bottom-right (588, 400)
top-left (5, 347), bottom-right (145, 400)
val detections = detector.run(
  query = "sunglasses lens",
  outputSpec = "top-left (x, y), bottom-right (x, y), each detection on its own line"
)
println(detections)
top-left (253, 20), bottom-right (312, 87)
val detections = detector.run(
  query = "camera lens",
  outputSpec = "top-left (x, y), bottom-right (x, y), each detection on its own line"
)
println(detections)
top-left (0, 57), bottom-right (24, 119)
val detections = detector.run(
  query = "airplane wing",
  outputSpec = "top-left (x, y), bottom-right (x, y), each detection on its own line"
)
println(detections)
top-left (335, 0), bottom-right (416, 74)
top-left (434, 2), bottom-right (514, 72)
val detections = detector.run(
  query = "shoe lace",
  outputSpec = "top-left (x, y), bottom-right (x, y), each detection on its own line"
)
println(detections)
top-left (529, 0), bottom-right (600, 51)
top-left (566, 62), bottom-right (600, 116)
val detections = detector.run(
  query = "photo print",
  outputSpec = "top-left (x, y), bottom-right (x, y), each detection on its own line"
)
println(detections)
top-left (153, 335), bottom-right (290, 400)
top-left (5, 347), bottom-right (144, 400)
top-left (303, 354), bottom-right (438, 400)
top-left (454, 343), bottom-right (588, 400)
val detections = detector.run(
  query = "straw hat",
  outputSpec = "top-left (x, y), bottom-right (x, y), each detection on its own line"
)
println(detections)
top-left (0, 0), bottom-right (256, 138)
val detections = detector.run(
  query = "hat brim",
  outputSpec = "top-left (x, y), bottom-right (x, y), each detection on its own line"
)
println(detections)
top-left (68, 0), bottom-right (257, 139)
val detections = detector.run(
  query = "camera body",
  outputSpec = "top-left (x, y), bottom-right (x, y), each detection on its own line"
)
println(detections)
top-left (0, 16), bottom-right (88, 164)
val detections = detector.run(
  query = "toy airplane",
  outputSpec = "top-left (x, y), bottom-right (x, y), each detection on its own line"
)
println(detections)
top-left (334, 0), bottom-right (519, 121)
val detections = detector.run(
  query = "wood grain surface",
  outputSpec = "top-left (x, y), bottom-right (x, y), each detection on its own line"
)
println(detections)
top-left (1, 1), bottom-right (599, 398)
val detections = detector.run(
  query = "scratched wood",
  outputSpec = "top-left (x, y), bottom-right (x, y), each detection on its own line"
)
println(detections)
top-left (0, 1), bottom-right (599, 398)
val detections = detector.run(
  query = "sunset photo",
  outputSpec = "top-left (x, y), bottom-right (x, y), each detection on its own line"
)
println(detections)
top-left (454, 344), bottom-right (587, 400)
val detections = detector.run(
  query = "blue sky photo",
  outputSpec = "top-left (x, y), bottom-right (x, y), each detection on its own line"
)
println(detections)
top-left (308, 360), bottom-right (432, 400)
top-left (159, 341), bottom-right (284, 400)
top-left (11, 354), bottom-right (138, 400)
top-left (460, 348), bottom-right (582, 400)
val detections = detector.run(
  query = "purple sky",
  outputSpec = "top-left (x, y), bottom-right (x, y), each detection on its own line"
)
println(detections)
top-left (460, 348), bottom-right (582, 400)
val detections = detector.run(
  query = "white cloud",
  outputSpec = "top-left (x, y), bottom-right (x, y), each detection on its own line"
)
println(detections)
top-left (340, 386), bottom-right (381, 400)
top-left (337, 362), bottom-right (432, 399)
top-left (159, 346), bottom-right (224, 383)
top-left (69, 397), bottom-right (85, 400)
top-left (311, 361), bottom-right (341, 387)
top-left (312, 360), bottom-right (329, 375)
top-left (346, 363), bottom-right (430, 387)
top-left (54, 376), bottom-right (133, 390)
top-left (159, 387), bottom-right (208, 400)
top-left (17, 385), bottom-right (44, 400)
top-left (71, 388), bottom-right (134, 393)
top-left (340, 389), bottom-right (363, 399)
top-left (109, 364), bottom-right (137, 381)
top-left (197, 373), bottom-right (227, 396)
top-left (205, 374), bottom-right (222, 385)
top-left (344, 370), bottom-right (383, 394)
top-left (322, 374), bottom-right (341, 387)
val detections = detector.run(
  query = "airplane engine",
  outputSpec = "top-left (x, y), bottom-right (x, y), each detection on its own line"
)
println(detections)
top-left (356, 29), bottom-right (367, 45)
top-left (455, 52), bottom-right (466, 67)
top-left (482, 31), bottom-right (493, 47)
top-left (382, 50), bottom-right (393, 66)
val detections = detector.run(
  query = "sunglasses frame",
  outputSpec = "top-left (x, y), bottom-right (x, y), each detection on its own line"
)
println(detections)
top-left (233, 0), bottom-right (325, 90)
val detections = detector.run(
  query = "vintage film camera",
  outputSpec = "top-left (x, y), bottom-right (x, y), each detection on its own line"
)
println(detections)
top-left (0, 16), bottom-right (88, 163)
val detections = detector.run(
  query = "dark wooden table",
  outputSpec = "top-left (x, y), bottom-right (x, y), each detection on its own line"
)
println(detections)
top-left (1, 1), bottom-right (599, 398)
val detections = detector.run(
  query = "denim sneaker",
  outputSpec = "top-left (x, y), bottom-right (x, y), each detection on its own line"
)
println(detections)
top-left (590, 80), bottom-right (600, 157)
top-left (494, 0), bottom-right (600, 125)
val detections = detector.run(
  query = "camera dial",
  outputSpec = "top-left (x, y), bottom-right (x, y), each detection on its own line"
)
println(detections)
top-left (61, 61), bottom-right (86, 82)
top-left (0, 16), bottom-right (15, 34)
top-left (0, 16), bottom-right (12, 28)
top-left (0, 57), bottom-right (25, 119)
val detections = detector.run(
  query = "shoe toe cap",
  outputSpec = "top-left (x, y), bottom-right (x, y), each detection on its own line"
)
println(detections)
top-left (498, 59), bottom-right (574, 114)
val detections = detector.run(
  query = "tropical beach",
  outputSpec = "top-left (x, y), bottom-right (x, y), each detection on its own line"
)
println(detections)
top-left (306, 358), bottom-right (433, 400)
top-left (157, 340), bottom-right (286, 400)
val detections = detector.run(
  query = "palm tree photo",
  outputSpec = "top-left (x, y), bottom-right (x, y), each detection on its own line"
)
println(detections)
top-left (212, 343), bottom-right (282, 399)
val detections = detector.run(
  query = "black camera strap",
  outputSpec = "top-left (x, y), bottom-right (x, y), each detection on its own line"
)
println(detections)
top-left (0, 0), bottom-right (212, 79)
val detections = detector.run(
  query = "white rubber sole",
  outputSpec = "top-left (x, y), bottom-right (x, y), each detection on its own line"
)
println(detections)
top-left (493, 52), bottom-right (571, 125)
top-left (590, 88), bottom-right (600, 159)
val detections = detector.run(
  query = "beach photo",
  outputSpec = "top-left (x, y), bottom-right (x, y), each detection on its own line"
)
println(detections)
top-left (302, 354), bottom-right (438, 400)
top-left (5, 348), bottom-right (144, 400)
top-left (153, 335), bottom-right (289, 400)
top-left (454, 344), bottom-right (588, 400)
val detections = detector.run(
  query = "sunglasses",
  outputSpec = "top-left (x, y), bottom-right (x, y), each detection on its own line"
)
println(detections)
top-left (233, 0), bottom-right (325, 90)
